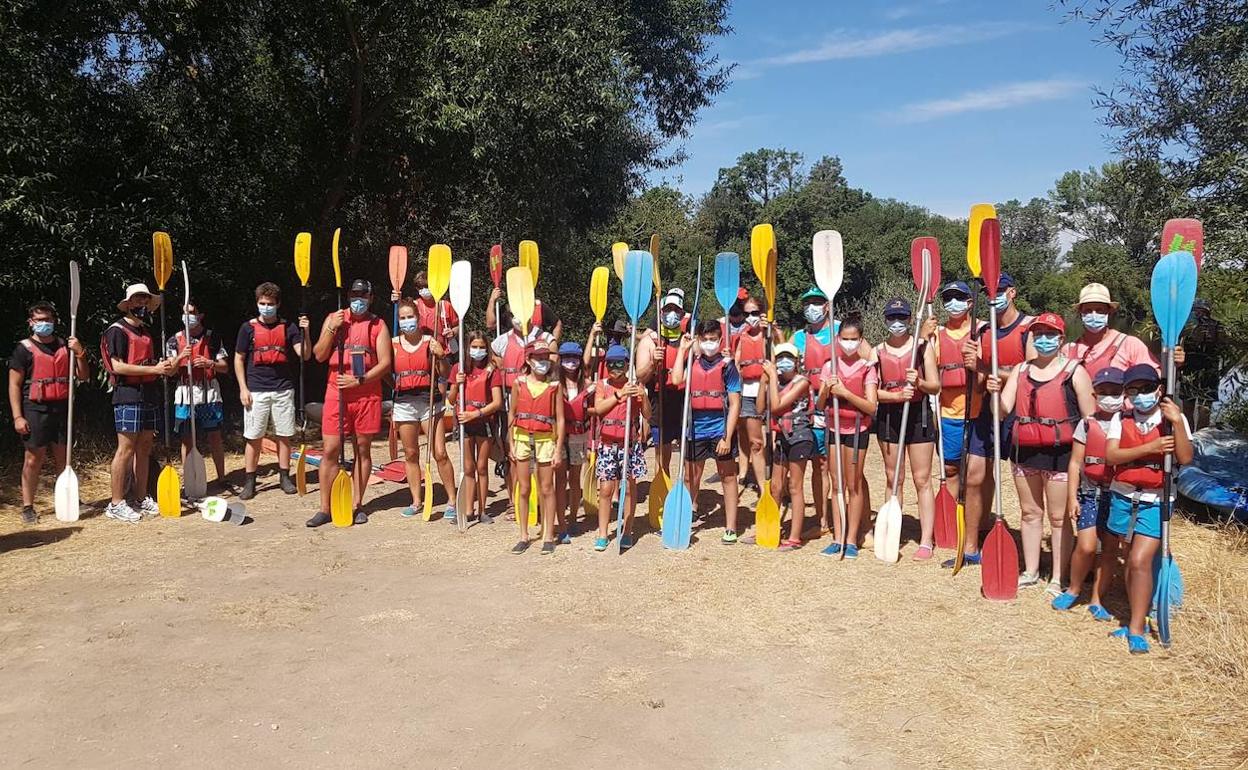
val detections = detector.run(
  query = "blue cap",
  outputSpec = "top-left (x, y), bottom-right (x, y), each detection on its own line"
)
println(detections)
top-left (883, 298), bottom-right (912, 318)
top-left (558, 341), bottom-right (583, 358)
top-left (998, 272), bottom-right (1015, 289)
top-left (1092, 367), bottom-right (1125, 387)
top-left (941, 280), bottom-right (971, 297)
top-left (800, 287), bottom-right (828, 302)
top-left (605, 344), bottom-right (629, 362)
top-left (1123, 363), bottom-right (1160, 387)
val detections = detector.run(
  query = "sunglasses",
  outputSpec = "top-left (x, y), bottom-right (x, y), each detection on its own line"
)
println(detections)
top-left (1124, 385), bottom-right (1159, 397)
top-left (606, 361), bottom-right (628, 370)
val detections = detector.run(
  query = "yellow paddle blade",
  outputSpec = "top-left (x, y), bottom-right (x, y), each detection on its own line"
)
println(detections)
top-left (506, 266), bottom-right (535, 332)
top-left (294, 232), bottom-right (312, 287)
top-left (649, 234), bottom-right (662, 294)
top-left (518, 239), bottom-right (540, 289)
top-left (528, 474), bottom-right (539, 526)
top-left (755, 484), bottom-right (781, 549)
top-left (590, 266), bottom-right (609, 322)
top-left (611, 242), bottom-right (628, 280)
top-left (428, 243), bottom-right (452, 301)
top-left (764, 247), bottom-right (777, 322)
top-left (952, 501), bottom-right (967, 575)
top-left (152, 231), bottom-right (173, 290)
top-left (647, 470), bottom-right (670, 530)
top-left (750, 224), bottom-right (775, 286)
top-left (157, 464), bottom-right (181, 517)
top-left (422, 472), bottom-right (434, 521)
top-left (581, 455), bottom-right (598, 515)
top-left (330, 470), bottom-right (353, 526)
top-left (295, 444), bottom-right (307, 496)
top-left (966, 203), bottom-right (996, 278)
top-left (331, 227), bottom-right (343, 289)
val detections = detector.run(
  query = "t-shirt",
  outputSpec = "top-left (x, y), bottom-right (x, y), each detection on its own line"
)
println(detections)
top-left (496, 300), bottom-right (561, 336)
top-left (166, 329), bottom-right (228, 407)
top-left (235, 319), bottom-right (304, 392)
top-left (1106, 408), bottom-right (1192, 503)
top-left (937, 323), bottom-right (983, 420)
top-left (8, 337), bottom-right (68, 411)
top-left (1064, 331), bottom-right (1158, 374)
top-left (490, 328), bottom-right (554, 358)
top-left (102, 320), bottom-right (162, 406)
top-left (690, 356), bottom-right (742, 440)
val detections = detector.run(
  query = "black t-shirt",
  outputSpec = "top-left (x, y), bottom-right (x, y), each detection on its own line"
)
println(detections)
top-left (102, 321), bottom-right (162, 406)
top-left (235, 318), bottom-right (303, 392)
top-left (8, 337), bottom-right (67, 412)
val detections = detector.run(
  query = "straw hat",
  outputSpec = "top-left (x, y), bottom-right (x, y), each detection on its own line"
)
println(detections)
top-left (1074, 283), bottom-right (1119, 310)
top-left (117, 283), bottom-right (162, 312)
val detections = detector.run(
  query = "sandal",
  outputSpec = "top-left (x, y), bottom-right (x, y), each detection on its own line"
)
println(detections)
top-left (778, 539), bottom-right (803, 552)
top-left (911, 544), bottom-right (934, 561)
top-left (1088, 604), bottom-right (1113, 622)
top-left (1051, 591), bottom-right (1079, 611)
top-left (1127, 634), bottom-right (1150, 655)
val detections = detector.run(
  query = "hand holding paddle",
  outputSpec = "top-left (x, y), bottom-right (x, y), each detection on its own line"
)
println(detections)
top-left (751, 224), bottom-right (780, 549)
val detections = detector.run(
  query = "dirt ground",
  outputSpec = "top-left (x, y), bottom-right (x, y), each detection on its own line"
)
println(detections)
top-left (2, 443), bottom-right (1246, 769)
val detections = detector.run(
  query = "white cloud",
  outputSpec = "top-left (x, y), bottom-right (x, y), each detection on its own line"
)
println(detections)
top-left (892, 78), bottom-right (1087, 123)
top-left (755, 21), bottom-right (1030, 68)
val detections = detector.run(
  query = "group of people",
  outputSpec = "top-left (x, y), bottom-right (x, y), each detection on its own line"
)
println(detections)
top-left (10, 256), bottom-right (1192, 653)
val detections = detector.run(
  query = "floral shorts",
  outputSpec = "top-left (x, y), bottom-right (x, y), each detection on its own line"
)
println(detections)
top-left (1013, 465), bottom-right (1069, 483)
top-left (594, 441), bottom-right (647, 482)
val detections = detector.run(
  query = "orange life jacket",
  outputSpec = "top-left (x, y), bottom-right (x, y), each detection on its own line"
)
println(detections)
top-left (981, 314), bottom-right (1031, 370)
top-left (690, 356), bottom-right (728, 411)
top-left (175, 331), bottom-right (214, 383)
top-left (937, 326), bottom-right (970, 389)
top-left (1013, 361), bottom-right (1080, 448)
top-left (771, 376), bottom-right (811, 433)
top-left (831, 356), bottom-right (873, 431)
top-left (877, 341), bottom-right (923, 402)
top-left (393, 338), bottom-right (433, 392)
top-left (456, 364), bottom-right (494, 418)
top-left (513, 377), bottom-right (557, 432)
top-left (20, 339), bottom-right (69, 402)
top-left (737, 329), bottom-right (766, 379)
top-left (500, 331), bottom-right (527, 387)
top-left (329, 314), bottom-right (381, 373)
top-left (1082, 416), bottom-right (1113, 487)
top-left (248, 319), bottom-right (288, 365)
top-left (597, 381), bottom-right (637, 444)
top-left (1114, 416), bottom-right (1165, 489)
top-left (100, 321), bottom-right (157, 385)
top-left (564, 384), bottom-right (591, 435)
top-left (802, 331), bottom-right (833, 398)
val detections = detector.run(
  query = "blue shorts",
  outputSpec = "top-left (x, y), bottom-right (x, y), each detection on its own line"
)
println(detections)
top-left (968, 409), bottom-right (1014, 459)
top-left (175, 402), bottom-right (224, 435)
top-left (810, 427), bottom-right (826, 458)
top-left (1076, 487), bottom-right (1111, 531)
top-left (114, 403), bottom-right (158, 434)
top-left (1107, 490), bottom-right (1161, 541)
top-left (941, 417), bottom-right (965, 465)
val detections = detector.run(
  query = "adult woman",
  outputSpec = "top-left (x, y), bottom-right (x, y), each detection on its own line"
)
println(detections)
top-left (392, 298), bottom-right (453, 519)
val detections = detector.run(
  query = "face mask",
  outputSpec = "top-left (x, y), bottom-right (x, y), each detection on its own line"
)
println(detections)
top-left (700, 340), bottom-right (720, 356)
top-left (399, 318), bottom-right (418, 334)
top-left (469, 348), bottom-right (488, 362)
top-left (662, 311), bottom-right (682, 329)
top-left (887, 320), bottom-right (908, 337)
top-left (530, 360), bottom-right (551, 376)
top-left (776, 358), bottom-right (796, 374)
top-left (31, 321), bottom-right (54, 337)
top-left (944, 298), bottom-right (969, 315)
top-left (1131, 391), bottom-right (1159, 412)
top-left (1082, 312), bottom-right (1108, 332)
top-left (418, 288), bottom-right (433, 300)
top-left (1097, 394), bottom-right (1124, 413)
top-left (838, 339), bottom-right (859, 355)
top-left (349, 298), bottom-right (368, 316)
top-left (561, 359), bottom-right (580, 372)
top-left (803, 304), bottom-right (826, 324)
top-left (990, 294), bottom-right (1009, 312)
top-left (182, 314), bottom-right (202, 329)
top-left (257, 304), bottom-right (277, 319)
top-left (607, 363), bottom-right (627, 375)
top-left (130, 306), bottom-right (151, 322)
top-left (745, 314), bottom-right (761, 328)
top-left (1033, 334), bottom-right (1061, 355)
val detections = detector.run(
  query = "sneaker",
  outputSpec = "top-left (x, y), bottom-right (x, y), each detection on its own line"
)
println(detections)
top-left (594, 537), bottom-right (609, 551)
top-left (559, 532), bottom-right (572, 545)
top-left (444, 507), bottom-right (457, 524)
top-left (941, 552), bottom-right (982, 569)
top-left (278, 472), bottom-right (297, 495)
top-left (619, 534), bottom-right (634, 550)
top-left (239, 474), bottom-right (257, 500)
top-left (105, 501), bottom-right (140, 523)
top-left (353, 511), bottom-right (368, 525)
top-left (540, 541), bottom-right (556, 555)
top-left (135, 496), bottom-right (160, 517)
top-left (400, 506), bottom-right (417, 518)
top-left (1017, 572), bottom-right (1041, 589)
top-left (821, 542), bottom-right (843, 557)
top-left (1045, 580), bottom-right (1063, 597)
top-left (21, 506), bottom-right (37, 525)
top-left (721, 530), bottom-right (738, 545)
top-left (844, 544), bottom-right (859, 559)
top-left (478, 512), bottom-right (495, 525)
top-left (306, 511), bottom-right (332, 528)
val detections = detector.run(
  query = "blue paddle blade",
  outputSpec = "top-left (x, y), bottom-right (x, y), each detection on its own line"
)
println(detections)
top-left (714, 252), bottom-right (740, 314)
top-left (623, 250), bottom-right (654, 322)
top-left (661, 484), bottom-right (693, 550)
top-left (1150, 251), bottom-right (1199, 349)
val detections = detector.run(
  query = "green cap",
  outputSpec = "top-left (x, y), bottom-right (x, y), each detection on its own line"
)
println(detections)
top-left (800, 287), bottom-right (828, 302)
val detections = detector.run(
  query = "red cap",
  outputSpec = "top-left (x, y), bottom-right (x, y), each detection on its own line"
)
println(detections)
top-left (1031, 311), bottom-right (1065, 334)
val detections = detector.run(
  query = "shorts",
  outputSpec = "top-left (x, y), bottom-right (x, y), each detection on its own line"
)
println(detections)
top-left (829, 429), bottom-right (872, 452)
top-left (595, 441), bottom-right (647, 482)
top-left (776, 429), bottom-right (817, 462)
top-left (875, 402), bottom-right (937, 445)
top-left (243, 389), bottom-right (295, 440)
top-left (687, 436), bottom-right (737, 463)
top-left (1107, 490), bottom-right (1162, 541)
top-left (941, 416), bottom-right (965, 465)
top-left (1012, 465), bottom-right (1069, 483)
top-left (393, 393), bottom-right (443, 424)
top-left (649, 389), bottom-right (684, 444)
top-left (20, 404), bottom-right (67, 449)
top-left (322, 394), bottom-right (383, 437)
top-left (810, 427), bottom-right (826, 458)
top-left (513, 427), bottom-right (557, 464)
top-left (461, 420), bottom-right (492, 439)
top-left (564, 432), bottom-right (589, 466)
top-left (1076, 486), bottom-right (1110, 531)
top-left (740, 383), bottom-right (763, 418)
top-left (968, 409), bottom-right (1014, 458)
top-left (175, 402), bottom-right (224, 435)
top-left (114, 403), bottom-right (158, 434)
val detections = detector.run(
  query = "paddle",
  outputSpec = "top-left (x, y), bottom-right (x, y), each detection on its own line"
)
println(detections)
top-left (647, 234), bottom-right (670, 531)
top-left (294, 232), bottom-right (311, 496)
top-left (152, 231), bottom-right (181, 516)
top-left (489, 243), bottom-right (503, 339)
top-left (953, 203), bottom-right (995, 574)
top-left (423, 244), bottom-right (452, 521)
top-left (387, 245), bottom-right (408, 462)
top-left (505, 266), bottom-right (536, 538)
top-left (583, 266), bottom-right (610, 517)
top-left (1150, 249), bottom-right (1198, 647)
top-left (909, 237), bottom-right (955, 549)
top-left (618, 249), bottom-right (654, 553)
top-left (515, 241), bottom-right (542, 527)
top-left (611, 241), bottom-right (628, 280)
top-left (1161, 218), bottom-right (1203, 270)
top-left (812, 230), bottom-right (847, 554)
top-left (449, 259), bottom-right (472, 532)
top-left (329, 227), bottom-right (354, 527)
top-left (751, 224), bottom-right (781, 549)
top-left (180, 261), bottom-right (208, 500)
top-left (53, 260), bottom-right (81, 523)
top-left (519, 239), bottom-right (540, 289)
top-left (662, 256), bottom-right (703, 550)
top-left (978, 218), bottom-right (1019, 600)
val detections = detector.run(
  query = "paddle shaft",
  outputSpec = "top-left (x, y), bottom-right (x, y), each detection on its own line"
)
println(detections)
top-left (885, 303), bottom-right (928, 499)
top-left (989, 303), bottom-right (1003, 521)
top-left (337, 290), bottom-right (349, 484)
top-left (299, 283), bottom-right (306, 441)
top-left (925, 302), bottom-right (946, 479)
top-left (181, 270), bottom-right (198, 449)
top-left (426, 303), bottom-right (441, 487)
top-left (457, 320), bottom-right (467, 531)
top-left (66, 287), bottom-right (77, 469)
top-left (1161, 345), bottom-right (1177, 550)
top-left (954, 279), bottom-right (981, 505)
top-left (159, 289), bottom-right (171, 455)
top-left (828, 300), bottom-right (848, 550)
top-left (615, 324), bottom-right (638, 548)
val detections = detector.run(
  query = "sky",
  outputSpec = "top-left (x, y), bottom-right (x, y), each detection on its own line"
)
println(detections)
top-left (652, 0), bottom-right (1125, 219)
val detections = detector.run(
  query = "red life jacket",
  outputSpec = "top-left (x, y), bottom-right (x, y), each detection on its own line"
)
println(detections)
top-left (393, 338), bottom-right (433, 392)
top-left (513, 378), bottom-right (557, 432)
top-left (248, 319), bottom-right (288, 365)
top-left (100, 321), bottom-right (157, 385)
top-left (832, 356), bottom-right (874, 431)
top-left (937, 326), bottom-right (970, 389)
top-left (20, 339), bottom-right (70, 402)
top-left (175, 331), bottom-right (214, 383)
top-left (597, 381), bottom-right (636, 443)
top-left (802, 330), bottom-right (833, 398)
top-left (771, 376), bottom-right (811, 433)
top-left (661, 339), bottom-right (682, 389)
top-left (690, 357), bottom-right (728, 411)
top-left (877, 341), bottom-right (923, 402)
top-left (1082, 416), bottom-right (1113, 487)
top-left (329, 315), bottom-right (381, 373)
top-left (1065, 331), bottom-right (1127, 377)
top-left (737, 330), bottom-right (765, 379)
top-left (416, 299), bottom-right (455, 335)
top-left (981, 314), bottom-right (1031, 370)
top-left (1013, 361), bottom-right (1080, 447)
top-left (456, 364), bottom-right (494, 418)
top-left (564, 384), bottom-right (591, 435)
top-left (500, 331), bottom-right (527, 387)
top-left (1114, 416), bottom-right (1165, 489)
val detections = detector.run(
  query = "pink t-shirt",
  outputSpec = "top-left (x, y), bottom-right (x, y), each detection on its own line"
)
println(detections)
top-left (1064, 330), bottom-right (1158, 376)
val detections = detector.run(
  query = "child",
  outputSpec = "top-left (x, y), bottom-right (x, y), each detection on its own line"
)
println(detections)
top-left (591, 344), bottom-right (650, 551)
top-left (449, 331), bottom-right (504, 525)
top-left (1054, 366), bottom-right (1125, 619)
top-left (508, 343), bottom-right (565, 554)
top-left (234, 282), bottom-right (309, 499)
top-left (391, 298), bottom-right (453, 519)
top-left (817, 313), bottom-right (878, 558)
top-left (759, 343), bottom-right (813, 551)
top-left (1104, 363), bottom-right (1192, 654)
top-left (8, 301), bottom-right (89, 523)
top-left (671, 320), bottom-right (742, 543)
top-left (734, 294), bottom-right (777, 496)
top-left (168, 297), bottom-right (231, 493)
top-left (556, 341), bottom-right (591, 541)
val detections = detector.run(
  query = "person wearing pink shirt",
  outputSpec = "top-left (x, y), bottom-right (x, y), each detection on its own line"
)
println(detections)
top-left (1064, 284), bottom-right (1160, 374)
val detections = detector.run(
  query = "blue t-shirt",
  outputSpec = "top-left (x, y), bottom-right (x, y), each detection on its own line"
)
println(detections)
top-left (790, 321), bottom-right (836, 356)
top-left (690, 355), bottom-right (742, 440)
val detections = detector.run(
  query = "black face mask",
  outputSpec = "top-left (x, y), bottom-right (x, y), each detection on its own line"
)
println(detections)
top-left (129, 306), bottom-right (151, 323)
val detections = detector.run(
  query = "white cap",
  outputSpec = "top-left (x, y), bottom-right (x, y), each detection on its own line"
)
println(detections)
top-left (662, 288), bottom-right (685, 308)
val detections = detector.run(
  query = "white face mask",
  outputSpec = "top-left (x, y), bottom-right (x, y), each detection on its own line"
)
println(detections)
top-left (182, 314), bottom-right (202, 329)
top-left (838, 339), bottom-right (859, 355)
top-left (887, 320), bottom-right (908, 337)
top-left (530, 360), bottom-right (551, 376)
top-left (257, 303), bottom-right (278, 319)
top-left (662, 310), bottom-right (682, 329)
top-left (561, 359), bottom-right (580, 372)
top-left (418, 288), bottom-right (433, 300)
top-left (775, 358), bottom-right (796, 374)
top-left (803, 304), bottom-right (826, 324)
top-left (699, 340), bottom-right (720, 356)
top-left (745, 314), bottom-right (761, 328)
top-left (943, 298), bottom-right (969, 316)
top-left (469, 348), bottom-right (488, 361)
top-left (1097, 394), bottom-right (1123, 413)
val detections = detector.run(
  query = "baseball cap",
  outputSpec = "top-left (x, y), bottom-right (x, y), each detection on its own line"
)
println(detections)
top-left (997, 273), bottom-right (1015, 289)
top-left (662, 288), bottom-right (685, 308)
top-left (609, 319), bottom-right (629, 335)
top-left (883, 298), bottom-right (912, 318)
top-left (800, 287), bottom-right (828, 303)
top-left (774, 342), bottom-right (800, 359)
top-left (940, 280), bottom-right (971, 298)
top-left (349, 278), bottom-right (373, 294)
top-left (1075, 283), bottom-right (1118, 309)
top-left (1092, 367), bottom-right (1125, 387)
top-left (1031, 311), bottom-right (1066, 334)
top-left (605, 344), bottom-right (629, 362)
top-left (1123, 363), bottom-right (1161, 387)
top-left (558, 342), bottom-right (583, 358)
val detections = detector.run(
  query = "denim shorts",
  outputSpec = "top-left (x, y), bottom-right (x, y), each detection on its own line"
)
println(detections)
top-left (1076, 486), bottom-right (1110, 531)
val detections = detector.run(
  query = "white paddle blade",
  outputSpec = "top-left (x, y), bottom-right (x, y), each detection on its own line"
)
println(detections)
top-left (54, 469), bottom-right (80, 522)
top-left (812, 230), bottom-right (844, 299)
top-left (449, 261), bottom-right (472, 315)
top-left (874, 498), bottom-right (903, 562)
top-left (184, 451), bottom-right (208, 500)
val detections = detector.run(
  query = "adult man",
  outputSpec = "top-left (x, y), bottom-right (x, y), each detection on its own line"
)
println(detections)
top-left (1063, 283), bottom-right (1158, 374)
top-left (924, 281), bottom-right (983, 505)
top-left (639, 287), bottom-right (688, 478)
top-left (8, 302), bottom-right (89, 523)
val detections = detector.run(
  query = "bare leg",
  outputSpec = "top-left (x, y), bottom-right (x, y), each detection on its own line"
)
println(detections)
top-left (318, 433), bottom-right (343, 513)
top-left (1015, 471), bottom-right (1047, 576)
top-left (1046, 475), bottom-right (1073, 585)
top-left (352, 434), bottom-right (374, 509)
top-left (132, 431), bottom-right (155, 501)
top-left (21, 447), bottom-right (47, 507)
top-left (785, 458), bottom-right (807, 542)
top-left (538, 462), bottom-right (558, 543)
top-left (399, 422), bottom-right (422, 508)
top-left (963, 455), bottom-right (989, 555)
top-left (1126, 535), bottom-right (1161, 636)
top-left (908, 442), bottom-right (935, 548)
top-left (434, 422), bottom-right (456, 506)
top-left (718, 458), bottom-right (739, 533)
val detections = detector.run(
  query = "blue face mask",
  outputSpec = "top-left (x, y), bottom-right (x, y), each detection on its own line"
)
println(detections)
top-left (1131, 392), bottom-right (1160, 412)
top-left (31, 321), bottom-right (54, 337)
top-left (1081, 311), bottom-right (1108, 332)
top-left (469, 348), bottom-right (488, 361)
top-left (776, 358), bottom-right (796, 374)
top-left (943, 298), bottom-right (969, 315)
top-left (1033, 334), bottom-right (1061, 355)
top-left (182, 314), bottom-right (201, 329)
top-left (887, 320), bottom-right (908, 337)
top-left (257, 304), bottom-right (278, 319)
top-left (399, 318), bottom-right (418, 334)
top-left (349, 298), bottom-right (369, 316)
top-left (990, 294), bottom-right (1009, 312)
top-left (662, 310), bottom-right (682, 329)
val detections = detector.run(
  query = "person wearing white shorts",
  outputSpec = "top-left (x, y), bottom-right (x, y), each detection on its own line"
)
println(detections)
top-left (244, 389), bottom-right (296, 439)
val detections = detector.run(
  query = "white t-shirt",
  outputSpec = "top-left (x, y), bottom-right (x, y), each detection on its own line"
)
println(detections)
top-left (490, 328), bottom-right (553, 358)
top-left (1105, 408), bottom-right (1191, 503)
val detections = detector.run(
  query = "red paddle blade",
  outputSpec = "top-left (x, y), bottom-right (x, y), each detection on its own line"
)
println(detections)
top-left (981, 519), bottom-right (1019, 601)
top-left (489, 244), bottom-right (503, 288)
top-left (1161, 218), bottom-right (1203, 269)
top-left (979, 219), bottom-right (1002, 300)
top-left (910, 237), bottom-right (941, 301)
top-left (934, 484), bottom-right (957, 549)
top-left (388, 245), bottom-right (408, 292)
